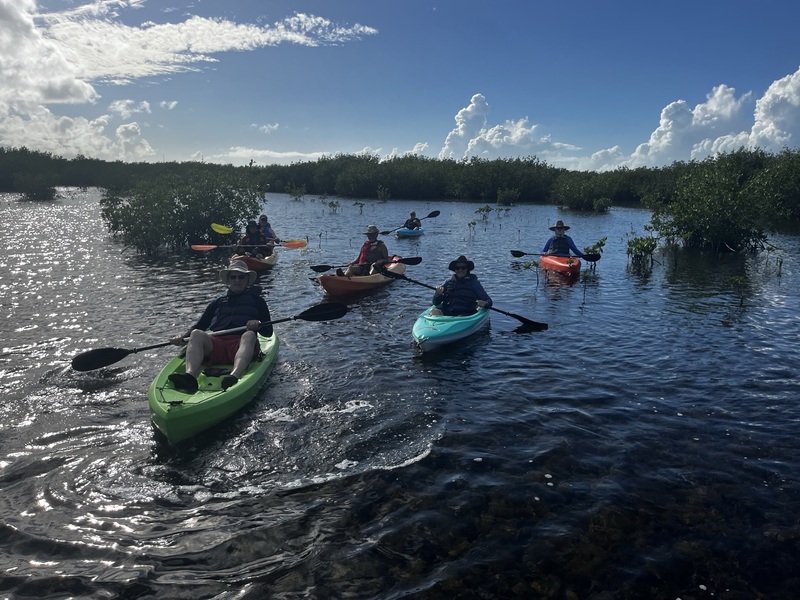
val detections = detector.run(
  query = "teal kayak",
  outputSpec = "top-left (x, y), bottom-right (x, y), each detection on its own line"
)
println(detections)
top-left (395, 227), bottom-right (424, 238)
top-left (148, 333), bottom-right (279, 444)
top-left (412, 307), bottom-right (490, 352)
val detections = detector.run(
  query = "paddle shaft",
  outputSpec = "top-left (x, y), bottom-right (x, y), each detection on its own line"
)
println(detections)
top-left (310, 256), bottom-right (422, 273)
top-left (511, 250), bottom-right (601, 262)
top-left (71, 303), bottom-right (348, 371)
top-left (385, 272), bottom-right (548, 331)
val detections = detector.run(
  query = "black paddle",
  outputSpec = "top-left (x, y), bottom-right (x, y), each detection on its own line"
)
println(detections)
top-left (510, 249), bottom-right (601, 262)
top-left (309, 256), bottom-right (423, 273)
top-left (379, 269), bottom-right (548, 332)
top-left (71, 303), bottom-right (349, 372)
top-left (380, 210), bottom-right (440, 235)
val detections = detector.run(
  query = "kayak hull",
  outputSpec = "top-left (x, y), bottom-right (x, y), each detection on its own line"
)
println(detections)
top-left (148, 333), bottom-right (279, 444)
top-left (233, 253), bottom-right (278, 272)
top-left (412, 307), bottom-right (490, 352)
top-left (540, 254), bottom-right (581, 277)
top-left (395, 227), bottom-right (424, 238)
top-left (319, 257), bottom-right (406, 296)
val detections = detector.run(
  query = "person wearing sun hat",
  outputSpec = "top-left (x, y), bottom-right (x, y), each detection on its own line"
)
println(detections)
top-left (429, 255), bottom-right (493, 316)
top-left (542, 220), bottom-right (585, 257)
top-left (342, 224), bottom-right (390, 277)
top-left (167, 260), bottom-right (272, 393)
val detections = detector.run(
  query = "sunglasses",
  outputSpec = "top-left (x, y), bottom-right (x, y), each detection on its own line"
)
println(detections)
top-left (228, 273), bottom-right (248, 280)
top-left (455, 266), bottom-right (468, 271)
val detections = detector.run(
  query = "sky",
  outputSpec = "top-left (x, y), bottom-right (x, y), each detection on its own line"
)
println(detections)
top-left (2, 0), bottom-right (800, 172)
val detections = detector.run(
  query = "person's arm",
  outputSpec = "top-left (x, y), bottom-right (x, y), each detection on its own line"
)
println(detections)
top-left (173, 300), bottom-right (216, 343)
top-left (566, 236), bottom-right (584, 257)
top-left (473, 280), bottom-right (492, 309)
top-left (541, 238), bottom-right (553, 254)
top-left (378, 242), bottom-right (389, 262)
top-left (432, 284), bottom-right (445, 306)
top-left (257, 298), bottom-right (274, 337)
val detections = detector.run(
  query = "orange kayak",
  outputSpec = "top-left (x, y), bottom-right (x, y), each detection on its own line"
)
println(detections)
top-left (540, 254), bottom-right (581, 277)
top-left (319, 258), bottom-right (407, 296)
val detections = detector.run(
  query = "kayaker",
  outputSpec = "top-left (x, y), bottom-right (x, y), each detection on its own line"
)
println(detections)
top-left (542, 220), bottom-right (585, 257)
top-left (430, 255), bottom-right (493, 316)
top-left (403, 212), bottom-right (422, 230)
top-left (167, 260), bottom-right (273, 393)
top-left (341, 224), bottom-right (390, 277)
top-left (259, 214), bottom-right (281, 243)
top-left (236, 220), bottom-right (273, 258)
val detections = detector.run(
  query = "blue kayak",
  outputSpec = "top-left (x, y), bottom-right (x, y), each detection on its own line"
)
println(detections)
top-left (412, 306), bottom-right (490, 352)
top-left (395, 227), bottom-right (424, 238)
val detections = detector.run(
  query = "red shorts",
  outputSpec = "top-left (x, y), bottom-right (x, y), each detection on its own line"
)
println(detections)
top-left (205, 334), bottom-right (243, 365)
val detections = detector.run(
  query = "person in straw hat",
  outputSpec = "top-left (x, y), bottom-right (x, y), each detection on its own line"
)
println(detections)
top-left (342, 224), bottom-right (390, 277)
top-left (541, 220), bottom-right (586, 257)
top-left (429, 255), bottom-right (492, 316)
top-left (167, 260), bottom-right (273, 393)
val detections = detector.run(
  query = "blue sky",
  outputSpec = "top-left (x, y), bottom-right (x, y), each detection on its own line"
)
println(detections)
top-left (2, 0), bottom-right (800, 171)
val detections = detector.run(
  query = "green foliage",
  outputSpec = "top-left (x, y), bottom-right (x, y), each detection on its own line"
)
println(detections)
top-left (583, 236), bottom-right (607, 256)
top-left (496, 187), bottom-right (520, 206)
top-left (649, 150), bottom-right (768, 251)
top-left (100, 168), bottom-right (262, 255)
top-left (5, 146), bottom-right (800, 237)
top-left (14, 172), bottom-right (58, 201)
top-left (475, 205), bottom-right (493, 220)
top-left (376, 184), bottom-right (391, 200)
top-left (626, 228), bottom-right (658, 271)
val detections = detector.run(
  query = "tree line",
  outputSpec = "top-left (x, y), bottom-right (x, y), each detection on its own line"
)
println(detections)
top-left (1, 145), bottom-right (798, 254)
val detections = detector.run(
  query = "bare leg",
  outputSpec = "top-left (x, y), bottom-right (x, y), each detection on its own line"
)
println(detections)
top-left (230, 330), bottom-right (258, 378)
top-left (429, 308), bottom-right (444, 316)
top-left (185, 329), bottom-right (213, 378)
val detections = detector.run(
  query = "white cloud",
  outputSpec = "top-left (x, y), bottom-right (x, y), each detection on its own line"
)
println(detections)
top-left (441, 69), bottom-right (800, 172)
top-left (253, 123), bottom-right (279, 134)
top-left (160, 100), bottom-right (178, 110)
top-left (109, 99), bottom-right (151, 119)
top-left (439, 93), bottom-right (489, 160)
top-left (0, 0), bottom-right (376, 161)
top-left (214, 146), bottom-right (327, 165)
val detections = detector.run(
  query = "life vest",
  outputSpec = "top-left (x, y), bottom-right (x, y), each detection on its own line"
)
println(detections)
top-left (439, 276), bottom-right (479, 316)
top-left (357, 240), bottom-right (385, 264)
top-left (209, 288), bottom-right (263, 331)
top-left (549, 235), bottom-right (571, 256)
top-left (241, 233), bottom-right (268, 246)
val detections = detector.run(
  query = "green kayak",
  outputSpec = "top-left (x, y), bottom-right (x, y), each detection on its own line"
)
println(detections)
top-left (148, 333), bottom-right (280, 444)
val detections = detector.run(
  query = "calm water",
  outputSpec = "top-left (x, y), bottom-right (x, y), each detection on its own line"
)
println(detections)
top-left (1, 189), bottom-right (799, 599)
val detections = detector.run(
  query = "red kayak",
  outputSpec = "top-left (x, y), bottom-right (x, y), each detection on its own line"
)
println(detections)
top-left (540, 254), bottom-right (581, 277)
top-left (232, 253), bottom-right (278, 272)
top-left (319, 256), bottom-right (407, 296)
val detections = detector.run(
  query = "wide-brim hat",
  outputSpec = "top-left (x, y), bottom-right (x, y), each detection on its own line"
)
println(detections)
top-left (448, 255), bottom-right (475, 272)
top-left (219, 260), bottom-right (257, 286)
top-left (247, 220), bottom-right (259, 229)
top-left (364, 224), bottom-right (380, 235)
top-left (549, 220), bottom-right (570, 231)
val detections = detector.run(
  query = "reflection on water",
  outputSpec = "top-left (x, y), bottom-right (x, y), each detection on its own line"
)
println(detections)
top-left (1, 190), bottom-right (799, 598)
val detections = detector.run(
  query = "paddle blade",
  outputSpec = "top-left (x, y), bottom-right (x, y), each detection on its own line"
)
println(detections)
top-left (211, 223), bottom-right (233, 234)
top-left (511, 314), bottom-right (548, 331)
top-left (310, 264), bottom-right (336, 273)
top-left (191, 244), bottom-right (218, 251)
top-left (425, 210), bottom-right (440, 219)
top-left (71, 347), bottom-right (133, 371)
top-left (280, 239), bottom-right (307, 249)
top-left (583, 253), bottom-right (601, 262)
top-left (398, 256), bottom-right (422, 265)
top-left (510, 250), bottom-right (528, 258)
top-left (296, 302), bottom-right (349, 321)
